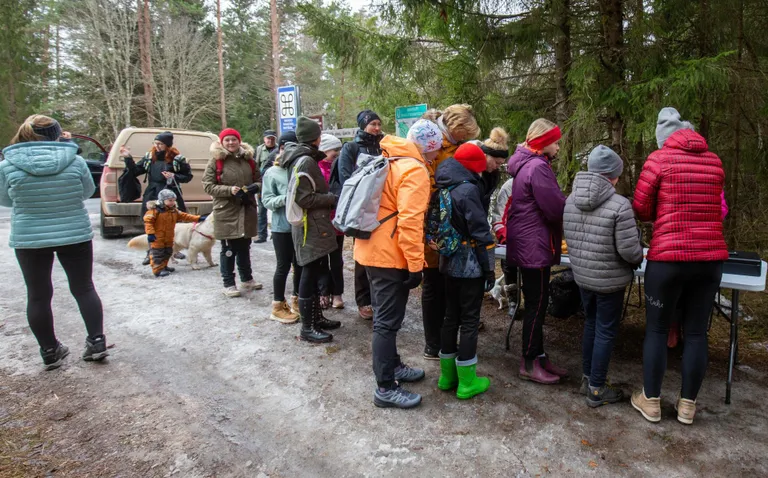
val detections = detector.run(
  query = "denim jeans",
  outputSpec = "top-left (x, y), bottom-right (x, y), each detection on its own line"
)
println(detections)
top-left (580, 287), bottom-right (625, 387)
top-left (257, 195), bottom-right (268, 240)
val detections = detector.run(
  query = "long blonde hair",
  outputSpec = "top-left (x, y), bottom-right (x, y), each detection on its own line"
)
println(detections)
top-left (525, 118), bottom-right (558, 143)
top-left (442, 104), bottom-right (481, 142)
top-left (10, 115), bottom-right (57, 145)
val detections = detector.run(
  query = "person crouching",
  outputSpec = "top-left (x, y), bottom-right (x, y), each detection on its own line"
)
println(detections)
top-left (144, 189), bottom-right (204, 277)
top-left (434, 143), bottom-right (495, 400)
top-left (563, 146), bottom-right (643, 407)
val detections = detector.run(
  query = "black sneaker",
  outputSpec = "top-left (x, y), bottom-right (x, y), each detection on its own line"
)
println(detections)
top-left (173, 252), bottom-right (186, 260)
top-left (373, 386), bottom-right (422, 409)
top-left (41, 342), bottom-right (70, 371)
top-left (142, 252), bottom-right (151, 266)
top-left (394, 363), bottom-right (425, 382)
top-left (255, 237), bottom-right (267, 244)
top-left (586, 384), bottom-right (624, 408)
top-left (579, 375), bottom-right (589, 396)
top-left (164, 266), bottom-right (176, 273)
top-left (83, 335), bottom-right (109, 361)
top-left (155, 270), bottom-right (171, 278)
top-left (423, 346), bottom-right (439, 361)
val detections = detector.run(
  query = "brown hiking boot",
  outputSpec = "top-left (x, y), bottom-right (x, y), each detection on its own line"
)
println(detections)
top-left (358, 305), bottom-right (374, 320)
top-left (631, 389), bottom-right (661, 423)
top-left (269, 301), bottom-right (299, 324)
top-left (675, 396), bottom-right (696, 425)
top-left (290, 295), bottom-right (299, 315)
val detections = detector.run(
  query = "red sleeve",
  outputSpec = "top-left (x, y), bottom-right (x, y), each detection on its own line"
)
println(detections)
top-left (633, 154), bottom-right (662, 222)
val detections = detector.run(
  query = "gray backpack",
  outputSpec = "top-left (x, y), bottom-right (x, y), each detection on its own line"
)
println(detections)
top-left (332, 154), bottom-right (400, 239)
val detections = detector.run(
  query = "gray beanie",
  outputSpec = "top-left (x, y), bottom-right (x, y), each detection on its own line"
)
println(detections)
top-left (587, 145), bottom-right (623, 179)
top-left (157, 189), bottom-right (177, 203)
top-left (656, 107), bottom-right (695, 149)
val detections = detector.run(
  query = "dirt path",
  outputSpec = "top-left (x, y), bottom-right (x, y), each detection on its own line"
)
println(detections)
top-left (2, 214), bottom-right (768, 477)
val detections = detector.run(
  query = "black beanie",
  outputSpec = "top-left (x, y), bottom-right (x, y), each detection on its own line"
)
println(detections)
top-left (357, 110), bottom-right (381, 130)
top-left (279, 130), bottom-right (298, 147)
top-left (295, 117), bottom-right (322, 144)
top-left (32, 120), bottom-right (63, 142)
top-left (155, 131), bottom-right (174, 147)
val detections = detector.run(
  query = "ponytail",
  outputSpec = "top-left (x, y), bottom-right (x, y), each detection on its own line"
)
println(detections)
top-left (10, 114), bottom-right (59, 145)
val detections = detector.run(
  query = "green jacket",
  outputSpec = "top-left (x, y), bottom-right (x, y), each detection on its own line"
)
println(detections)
top-left (255, 143), bottom-right (277, 173)
top-left (280, 142), bottom-right (338, 267)
top-left (202, 142), bottom-right (260, 240)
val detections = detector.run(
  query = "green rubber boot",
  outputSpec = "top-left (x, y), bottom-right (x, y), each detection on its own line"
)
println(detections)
top-left (437, 352), bottom-right (459, 391)
top-left (456, 356), bottom-right (491, 400)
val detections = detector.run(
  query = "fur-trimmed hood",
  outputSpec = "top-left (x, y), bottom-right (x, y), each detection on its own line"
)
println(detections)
top-left (210, 141), bottom-right (255, 161)
top-left (147, 146), bottom-right (182, 163)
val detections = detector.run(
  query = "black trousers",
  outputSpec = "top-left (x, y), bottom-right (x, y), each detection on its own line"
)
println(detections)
top-left (298, 257), bottom-right (325, 299)
top-left (520, 267), bottom-right (551, 359)
top-left (272, 232), bottom-right (302, 302)
top-left (441, 277), bottom-right (485, 361)
top-left (643, 261), bottom-right (722, 400)
top-left (501, 259), bottom-right (518, 286)
top-left (367, 266), bottom-right (409, 388)
top-left (421, 267), bottom-right (446, 353)
top-left (15, 241), bottom-right (104, 350)
top-left (318, 236), bottom-right (345, 296)
top-left (219, 238), bottom-right (253, 287)
top-left (355, 260), bottom-right (371, 307)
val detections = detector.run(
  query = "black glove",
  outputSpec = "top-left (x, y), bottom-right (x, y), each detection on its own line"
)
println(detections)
top-left (198, 215), bottom-right (208, 222)
top-left (147, 234), bottom-right (156, 243)
top-left (235, 187), bottom-right (255, 206)
top-left (403, 271), bottom-right (423, 290)
top-left (484, 270), bottom-right (496, 292)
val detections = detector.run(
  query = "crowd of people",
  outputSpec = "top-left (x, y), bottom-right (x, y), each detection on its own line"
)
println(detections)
top-left (0, 104), bottom-right (730, 425)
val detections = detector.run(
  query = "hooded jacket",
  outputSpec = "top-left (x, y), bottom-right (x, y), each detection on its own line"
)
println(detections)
top-left (505, 145), bottom-right (566, 269)
top-left (280, 142), bottom-right (338, 266)
top-left (354, 135), bottom-right (430, 273)
top-left (260, 159), bottom-right (291, 234)
top-left (492, 178), bottom-right (514, 243)
top-left (202, 142), bottom-right (260, 240)
top-left (563, 172), bottom-right (643, 293)
top-left (0, 142), bottom-right (94, 249)
top-left (423, 136), bottom-right (461, 269)
top-left (434, 157), bottom-right (495, 278)
top-left (143, 201), bottom-right (200, 249)
top-left (633, 129), bottom-right (728, 262)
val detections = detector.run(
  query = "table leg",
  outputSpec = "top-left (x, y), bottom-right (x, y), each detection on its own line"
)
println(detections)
top-left (726, 289), bottom-right (740, 405)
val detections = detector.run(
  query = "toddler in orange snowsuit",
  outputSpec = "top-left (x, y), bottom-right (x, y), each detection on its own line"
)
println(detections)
top-left (144, 189), bottom-right (203, 277)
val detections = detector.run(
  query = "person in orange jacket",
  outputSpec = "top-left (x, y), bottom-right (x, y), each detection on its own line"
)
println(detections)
top-left (144, 189), bottom-right (203, 277)
top-left (354, 135), bottom-right (431, 409)
top-left (419, 105), bottom-right (481, 360)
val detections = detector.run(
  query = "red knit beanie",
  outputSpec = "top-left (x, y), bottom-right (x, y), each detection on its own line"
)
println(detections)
top-left (454, 143), bottom-right (487, 173)
top-left (219, 128), bottom-right (241, 143)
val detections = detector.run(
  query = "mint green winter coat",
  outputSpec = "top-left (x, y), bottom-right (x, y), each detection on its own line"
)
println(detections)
top-left (0, 141), bottom-right (95, 249)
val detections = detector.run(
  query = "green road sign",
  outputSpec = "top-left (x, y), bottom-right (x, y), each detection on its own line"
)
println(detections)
top-left (395, 104), bottom-right (428, 138)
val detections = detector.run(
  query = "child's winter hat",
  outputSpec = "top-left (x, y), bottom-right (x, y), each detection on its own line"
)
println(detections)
top-left (588, 145), bottom-right (624, 179)
top-left (454, 143), bottom-right (487, 173)
top-left (319, 133), bottom-right (343, 152)
top-left (407, 119), bottom-right (442, 153)
top-left (655, 107), bottom-right (695, 149)
top-left (157, 189), bottom-right (177, 203)
top-left (481, 127), bottom-right (510, 158)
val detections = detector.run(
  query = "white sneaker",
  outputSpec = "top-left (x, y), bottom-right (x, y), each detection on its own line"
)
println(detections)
top-left (241, 280), bottom-right (263, 291)
top-left (223, 286), bottom-right (241, 298)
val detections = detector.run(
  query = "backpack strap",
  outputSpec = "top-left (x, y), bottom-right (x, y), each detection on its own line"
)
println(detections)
top-left (215, 159), bottom-right (224, 183)
top-left (248, 158), bottom-right (257, 182)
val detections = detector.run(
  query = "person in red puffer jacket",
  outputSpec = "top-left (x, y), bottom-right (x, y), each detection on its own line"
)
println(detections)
top-left (630, 107), bottom-right (728, 426)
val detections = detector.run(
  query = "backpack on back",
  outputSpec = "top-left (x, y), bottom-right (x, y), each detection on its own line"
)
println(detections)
top-left (286, 156), bottom-right (316, 227)
top-left (425, 183), bottom-right (467, 256)
top-left (332, 153), bottom-right (400, 239)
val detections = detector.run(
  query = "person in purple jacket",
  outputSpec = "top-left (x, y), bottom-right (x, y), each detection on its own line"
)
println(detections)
top-left (506, 118), bottom-right (568, 385)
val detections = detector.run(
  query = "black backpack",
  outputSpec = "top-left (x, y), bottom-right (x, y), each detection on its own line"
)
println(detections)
top-left (548, 269), bottom-right (582, 319)
top-left (118, 168), bottom-right (142, 202)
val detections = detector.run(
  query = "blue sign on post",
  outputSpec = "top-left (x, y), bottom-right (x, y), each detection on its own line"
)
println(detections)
top-left (277, 85), bottom-right (300, 137)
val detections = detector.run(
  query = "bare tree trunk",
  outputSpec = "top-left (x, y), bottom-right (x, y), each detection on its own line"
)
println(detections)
top-left (339, 70), bottom-right (345, 128)
top-left (8, 74), bottom-right (16, 124)
top-left (729, 0), bottom-right (744, 247)
top-left (598, 0), bottom-right (627, 192)
top-left (138, 0), bottom-right (154, 126)
top-left (41, 21), bottom-right (50, 103)
top-left (55, 23), bottom-right (61, 96)
top-left (270, 0), bottom-right (281, 126)
top-left (217, 0), bottom-right (227, 129)
top-left (553, 0), bottom-right (573, 185)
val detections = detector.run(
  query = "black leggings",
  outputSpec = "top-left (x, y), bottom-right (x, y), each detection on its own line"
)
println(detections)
top-left (15, 241), bottom-right (104, 350)
top-left (272, 232), bottom-right (302, 302)
top-left (298, 257), bottom-right (326, 299)
top-left (642, 261), bottom-right (722, 400)
top-left (318, 236), bottom-right (344, 296)
top-left (520, 267), bottom-right (551, 359)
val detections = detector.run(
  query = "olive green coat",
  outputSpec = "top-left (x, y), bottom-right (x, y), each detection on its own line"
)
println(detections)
top-left (202, 142), bottom-right (260, 240)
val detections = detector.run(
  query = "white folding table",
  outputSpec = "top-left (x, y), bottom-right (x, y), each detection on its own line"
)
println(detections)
top-left (495, 245), bottom-right (767, 404)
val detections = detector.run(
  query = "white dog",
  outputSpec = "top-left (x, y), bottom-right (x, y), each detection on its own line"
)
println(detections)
top-left (127, 213), bottom-right (217, 270)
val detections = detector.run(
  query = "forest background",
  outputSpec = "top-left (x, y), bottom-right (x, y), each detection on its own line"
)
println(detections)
top-left (2, 0), bottom-right (767, 251)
